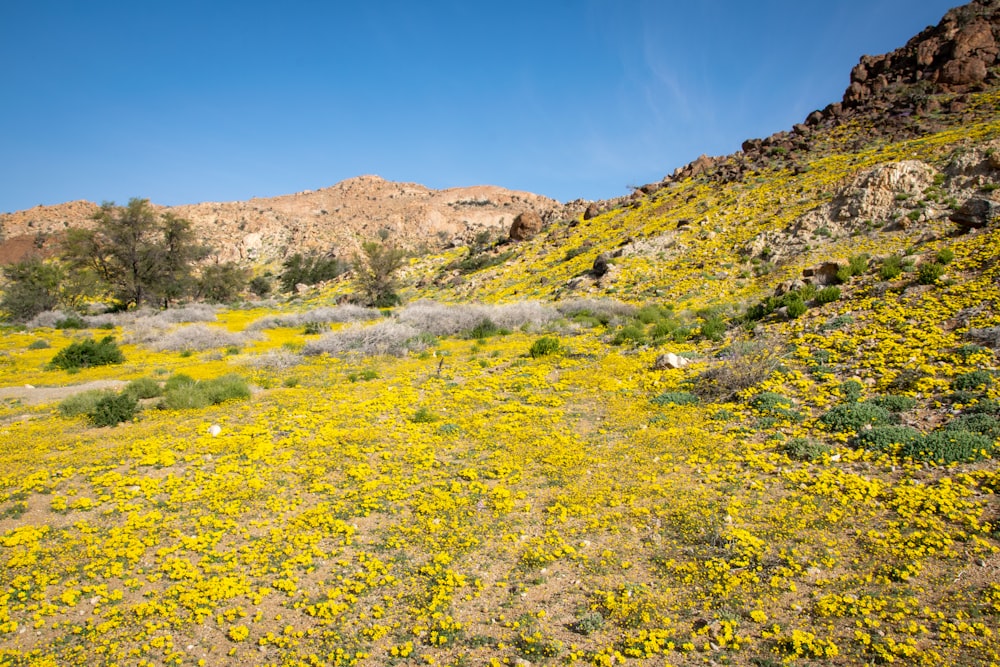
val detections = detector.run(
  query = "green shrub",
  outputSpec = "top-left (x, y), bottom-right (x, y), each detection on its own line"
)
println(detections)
top-left (698, 313), bottom-right (727, 341)
top-left (967, 398), bottom-right (1000, 415)
top-left (530, 336), bottom-right (560, 358)
top-left (952, 370), bottom-right (993, 391)
top-left (942, 413), bottom-right (1000, 439)
top-left (867, 395), bottom-right (917, 413)
top-left (785, 297), bottom-right (807, 318)
top-left (160, 383), bottom-right (211, 410)
top-left (48, 336), bottom-right (125, 371)
top-left (303, 321), bottom-right (325, 335)
top-left (411, 407), bottom-right (440, 423)
top-left (851, 425), bottom-right (923, 453)
top-left (27, 339), bottom-right (51, 350)
top-left (901, 430), bottom-right (993, 464)
top-left (847, 254), bottom-right (869, 276)
top-left (880, 256), bottom-right (903, 280)
top-left (282, 376), bottom-right (300, 388)
top-left (611, 324), bottom-right (646, 346)
top-left (54, 314), bottom-right (86, 330)
top-left (936, 248), bottom-right (955, 265)
top-left (123, 377), bottom-right (163, 400)
top-left (466, 318), bottom-right (509, 340)
top-left (651, 391), bottom-right (699, 407)
top-left (839, 380), bottom-right (864, 403)
top-left (955, 344), bottom-right (987, 361)
top-left (570, 611), bottom-right (605, 636)
top-left (917, 262), bottom-right (945, 285)
top-left (89, 393), bottom-right (138, 427)
top-left (164, 373), bottom-right (196, 392)
top-left (201, 374), bottom-right (251, 404)
top-left (58, 389), bottom-right (117, 418)
top-left (783, 437), bottom-right (831, 461)
top-left (820, 402), bottom-right (894, 433)
top-left (814, 286), bottom-right (841, 305)
top-left (749, 392), bottom-right (803, 421)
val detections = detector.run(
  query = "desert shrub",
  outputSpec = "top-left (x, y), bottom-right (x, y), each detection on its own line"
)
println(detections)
top-left (570, 611), bottom-right (605, 636)
top-left (465, 318), bottom-right (510, 340)
top-left (302, 320), bottom-right (428, 358)
top-left (27, 339), bottom-right (50, 350)
top-left (396, 301), bottom-right (557, 338)
top-left (58, 389), bottom-right (117, 418)
top-left (698, 313), bottom-right (727, 341)
top-left (48, 336), bottom-right (125, 371)
top-left (887, 368), bottom-right (925, 392)
top-left (249, 275), bottom-right (272, 297)
top-left (851, 425), bottom-right (923, 453)
top-left (611, 324), bottom-right (646, 346)
top-left (786, 297), bottom-right (807, 318)
top-left (240, 350), bottom-right (301, 370)
top-left (867, 395), bottom-right (917, 412)
top-left (814, 286), bottom-right (841, 304)
top-left (902, 430), bottom-right (993, 463)
top-left (89, 393), bottom-right (139, 427)
top-left (847, 254), bottom-right (870, 276)
top-left (967, 398), bottom-right (1000, 415)
top-left (201, 374), bottom-right (251, 404)
top-left (411, 407), bottom-right (440, 423)
top-left (347, 369), bottom-right (379, 382)
top-left (936, 248), bottom-right (955, 264)
top-left (151, 303), bottom-right (218, 324)
top-left (783, 437), bottom-right (831, 461)
top-left (651, 391), bottom-right (699, 406)
top-left (749, 392), bottom-right (802, 421)
top-left (695, 337), bottom-right (785, 401)
top-left (123, 377), bottom-right (163, 400)
top-left (529, 336), bottom-right (560, 358)
top-left (820, 402), bottom-right (894, 433)
top-left (278, 252), bottom-right (348, 292)
top-left (54, 314), bottom-right (86, 329)
top-left (839, 379), bottom-right (864, 403)
top-left (150, 324), bottom-right (258, 352)
top-left (880, 256), bottom-right (904, 280)
top-left (247, 305), bottom-right (381, 330)
top-left (955, 343), bottom-right (987, 361)
top-left (303, 321), bottom-right (325, 335)
top-left (160, 374), bottom-right (249, 410)
top-left (555, 298), bottom-right (637, 323)
top-left (952, 370), bottom-right (993, 391)
top-left (942, 413), bottom-right (1000, 439)
top-left (917, 262), bottom-right (945, 285)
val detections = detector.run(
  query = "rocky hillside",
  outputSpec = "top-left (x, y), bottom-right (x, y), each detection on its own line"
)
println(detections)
top-left (0, 176), bottom-right (568, 266)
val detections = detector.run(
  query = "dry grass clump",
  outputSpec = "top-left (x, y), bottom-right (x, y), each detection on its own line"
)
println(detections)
top-left (239, 350), bottom-right (302, 370)
top-left (302, 320), bottom-right (428, 357)
top-left (695, 335), bottom-right (786, 401)
top-left (247, 305), bottom-right (382, 330)
top-left (396, 300), bottom-right (558, 337)
top-left (26, 310), bottom-right (80, 329)
top-left (148, 324), bottom-right (260, 352)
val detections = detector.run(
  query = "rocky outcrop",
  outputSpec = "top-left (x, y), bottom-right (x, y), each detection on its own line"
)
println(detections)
top-left (951, 197), bottom-right (1000, 232)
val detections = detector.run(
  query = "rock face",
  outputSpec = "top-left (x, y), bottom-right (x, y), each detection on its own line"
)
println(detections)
top-left (0, 176), bottom-right (565, 265)
top-left (951, 197), bottom-right (1000, 232)
top-left (508, 211), bottom-right (544, 241)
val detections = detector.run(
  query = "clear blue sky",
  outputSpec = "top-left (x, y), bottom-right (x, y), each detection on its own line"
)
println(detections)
top-left (0, 0), bottom-right (960, 212)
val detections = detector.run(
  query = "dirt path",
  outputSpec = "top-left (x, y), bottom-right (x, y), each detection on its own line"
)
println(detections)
top-left (0, 380), bottom-right (128, 406)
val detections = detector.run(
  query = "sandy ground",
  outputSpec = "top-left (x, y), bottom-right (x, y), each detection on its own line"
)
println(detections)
top-left (0, 380), bottom-right (128, 406)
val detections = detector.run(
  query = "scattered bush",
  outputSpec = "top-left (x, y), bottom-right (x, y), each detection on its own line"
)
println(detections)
top-left (570, 611), bottom-right (605, 636)
top-left (698, 313), bottom-right (727, 341)
top-left (695, 337), bottom-right (785, 401)
top-left (27, 339), bottom-right (50, 350)
top-left (814, 286), bottom-right (841, 304)
top-left (160, 373), bottom-right (250, 410)
top-left (820, 402), bottom-right (894, 433)
top-left (955, 344), bottom-right (987, 362)
top-left (651, 391), bottom-right (699, 406)
top-left (149, 324), bottom-right (258, 352)
top-left (783, 437), bottom-right (831, 461)
top-left (942, 413), bottom-right (1000, 439)
top-left (880, 256), bottom-right (904, 280)
top-left (248, 305), bottom-right (381, 331)
top-left (916, 262), bottom-right (945, 285)
top-left (839, 379), bottom-right (864, 403)
top-left (411, 407), bottom-right (440, 423)
top-left (54, 314), bottom-right (86, 329)
top-left (302, 320), bottom-right (429, 358)
top-left (303, 321), bottom-right (326, 335)
top-left (465, 318), bottom-right (510, 340)
top-left (952, 370), bottom-right (993, 391)
top-left (749, 392), bottom-right (803, 421)
top-left (529, 336), bottom-right (560, 358)
top-left (611, 324), bottom-right (646, 346)
top-left (89, 393), bottom-right (139, 427)
top-left (48, 336), bottom-right (125, 371)
top-left (867, 395), bottom-right (917, 413)
top-left (902, 430), bottom-right (993, 464)
top-left (936, 248), bottom-right (955, 264)
top-left (851, 425), bottom-right (923, 453)
top-left (58, 389), bottom-right (117, 418)
top-left (786, 297), bottom-right (807, 318)
top-left (555, 298), bottom-right (637, 323)
top-left (123, 377), bottom-right (163, 400)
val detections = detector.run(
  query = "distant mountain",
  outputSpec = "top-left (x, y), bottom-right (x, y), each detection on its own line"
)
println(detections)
top-left (0, 175), bottom-right (571, 266)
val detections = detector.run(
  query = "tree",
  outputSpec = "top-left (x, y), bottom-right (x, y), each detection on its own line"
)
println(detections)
top-left (278, 252), bottom-right (346, 292)
top-left (197, 261), bottom-right (250, 303)
top-left (0, 256), bottom-right (64, 321)
top-left (61, 198), bottom-right (205, 309)
top-left (352, 241), bottom-right (406, 307)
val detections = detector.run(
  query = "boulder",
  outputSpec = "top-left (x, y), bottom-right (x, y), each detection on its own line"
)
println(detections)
top-left (583, 203), bottom-right (601, 220)
top-left (652, 352), bottom-right (690, 370)
top-left (591, 253), bottom-right (611, 277)
top-left (802, 262), bottom-right (841, 286)
top-left (508, 211), bottom-right (543, 241)
top-left (950, 197), bottom-right (1000, 233)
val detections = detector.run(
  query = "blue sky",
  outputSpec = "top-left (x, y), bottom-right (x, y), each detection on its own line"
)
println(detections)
top-left (0, 0), bottom-right (960, 212)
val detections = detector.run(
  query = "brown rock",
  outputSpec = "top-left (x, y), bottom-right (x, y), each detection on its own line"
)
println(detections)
top-left (950, 197), bottom-right (1000, 233)
top-left (583, 203), bottom-right (600, 220)
top-left (508, 211), bottom-right (543, 241)
top-left (938, 57), bottom-right (989, 86)
top-left (802, 262), bottom-right (841, 286)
